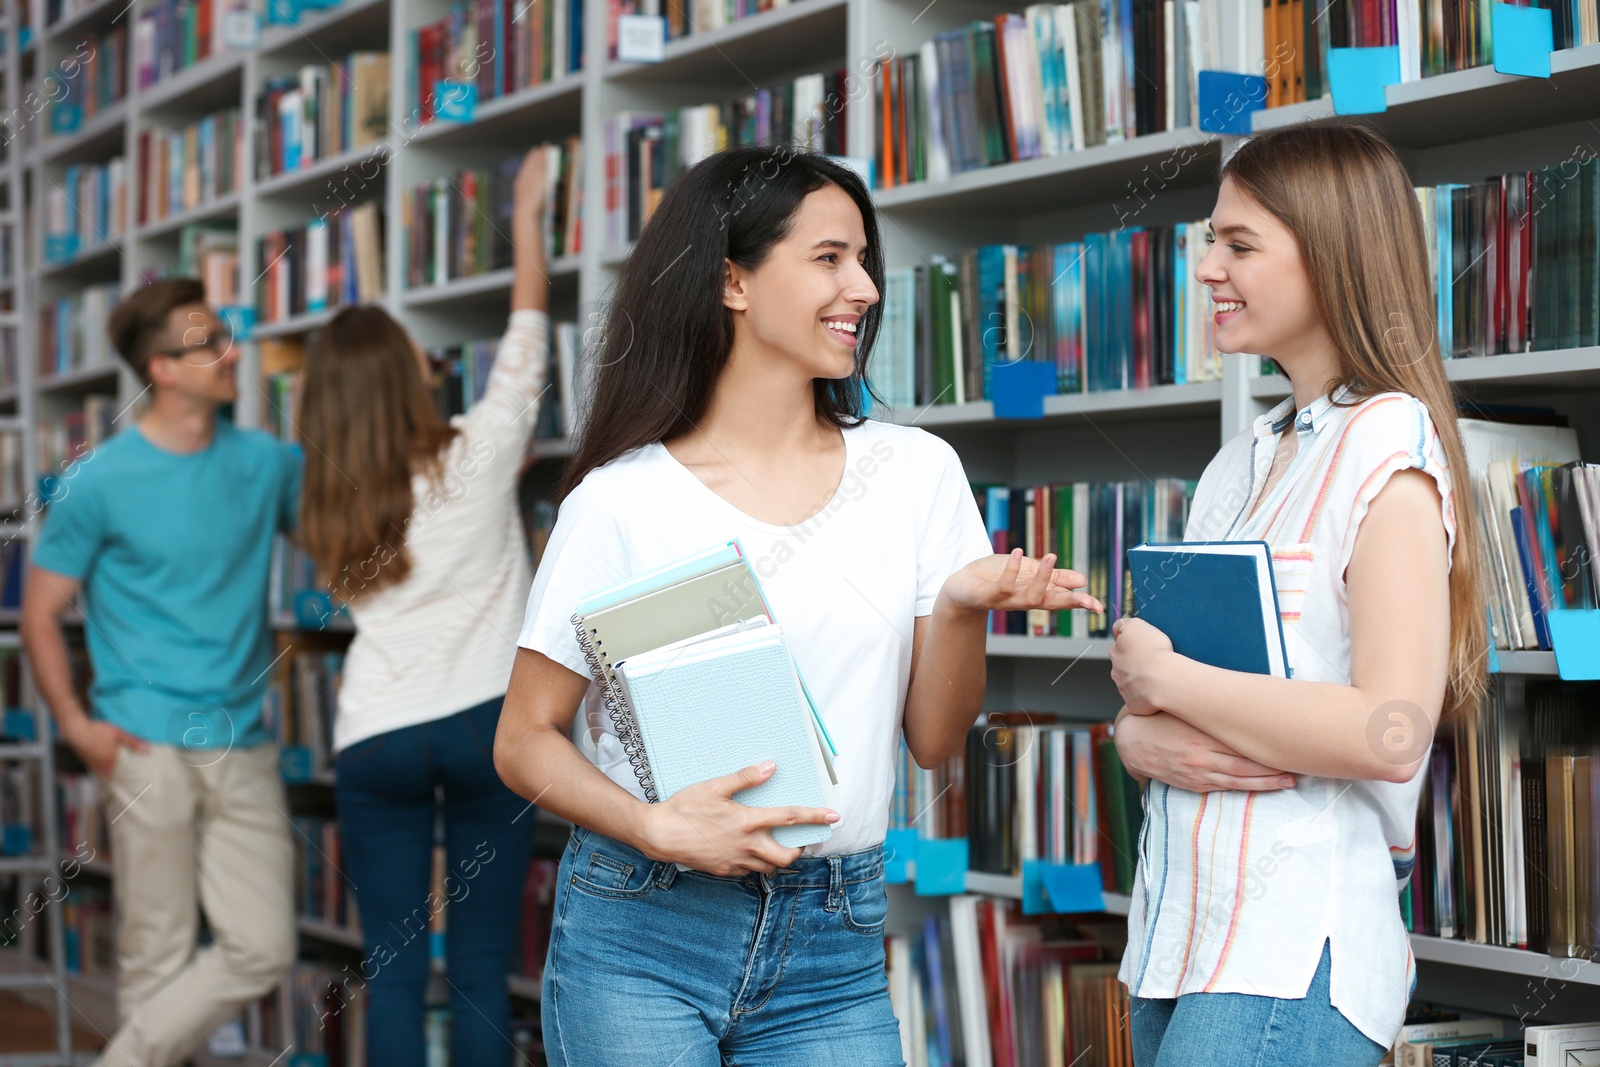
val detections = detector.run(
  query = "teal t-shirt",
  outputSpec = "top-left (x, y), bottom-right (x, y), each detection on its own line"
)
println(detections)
top-left (33, 420), bottom-right (302, 750)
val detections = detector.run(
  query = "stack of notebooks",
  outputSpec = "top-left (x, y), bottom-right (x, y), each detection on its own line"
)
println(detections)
top-left (571, 541), bottom-right (838, 848)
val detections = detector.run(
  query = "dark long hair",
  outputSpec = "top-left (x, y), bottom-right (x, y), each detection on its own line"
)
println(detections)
top-left (558, 146), bottom-right (885, 502)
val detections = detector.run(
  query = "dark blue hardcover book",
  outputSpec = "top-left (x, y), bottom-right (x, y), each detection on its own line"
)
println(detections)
top-left (1126, 540), bottom-right (1290, 677)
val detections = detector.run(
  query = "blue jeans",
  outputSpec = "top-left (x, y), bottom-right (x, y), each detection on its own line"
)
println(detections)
top-left (542, 827), bottom-right (905, 1066)
top-left (1131, 940), bottom-right (1387, 1067)
top-left (336, 697), bottom-right (534, 1067)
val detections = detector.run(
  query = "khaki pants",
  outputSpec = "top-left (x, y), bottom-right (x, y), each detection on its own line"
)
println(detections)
top-left (94, 742), bottom-right (295, 1067)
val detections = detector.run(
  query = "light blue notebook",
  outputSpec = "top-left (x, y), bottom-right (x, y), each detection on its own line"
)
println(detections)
top-left (615, 620), bottom-right (836, 849)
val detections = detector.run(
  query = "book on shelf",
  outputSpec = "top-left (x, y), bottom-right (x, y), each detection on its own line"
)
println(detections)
top-left (871, 227), bottom-right (1220, 410)
top-left (256, 53), bottom-right (390, 178)
top-left (604, 72), bottom-right (848, 246)
top-left (45, 161), bottom-right (127, 261)
top-left (60, 881), bottom-right (115, 979)
top-left (264, 637), bottom-right (344, 779)
top-left (402, 138), bottom-right (582, 289)
top-left (0, 762), bottom-right (40, 855)
top-left (975, 477), bottom-right (1194, 638)
top-left (0, 430), bottom-right (23, 507)
top-left (607, 0), bottom-right (784, 55)
top-left (137, 108), bottom-right (244, 226)
top-left (292, 815), bottom-right (358, 932)
top-left (1406, 677), bottom-right (1598, 959)
top-left (248, 962), bottom-right (368, 1067)
top-left (36, 398), bottom-right (119, 482)
top-left (517, 857), bottom-right (558, 984)
top-left (409, 0), bottom-right (584, 126)
top-left (886, 898), bottom-right (1132, 1067)
top-left (892, 714), bottom-right (1147, 898)
top-left (180, 224), bottom-right (242, 308)
top-left (524, 497), bottom-right (559, 571)
top-left (133, 0), bottom-right (233, 89)
top-left (1459, 417), bottom-right (1596, 652)
top-left (38, 285), bottom-right (119, 380)
top-left (1417, 161), bottom-right (1600, 361)
top-left (56, 772), bottom-right (112, 863)
top-left (427, 317), bottom-right (577, 440)
top-left (47, 24), bottom-right (127, 135)
top-left (255, 202), bottom-right (385, 325)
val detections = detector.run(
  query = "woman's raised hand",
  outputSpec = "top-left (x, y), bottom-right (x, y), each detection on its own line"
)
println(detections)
top-left (511, 146), bottom-right (550, 313)
top-left (939, 549), bottom-right (1103, 616)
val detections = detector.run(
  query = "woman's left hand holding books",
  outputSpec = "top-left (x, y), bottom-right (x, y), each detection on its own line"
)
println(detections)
top-left (940, 548), bottom-right (1103, 617)
top-left (1109, 616), bottom-right (1176, 716)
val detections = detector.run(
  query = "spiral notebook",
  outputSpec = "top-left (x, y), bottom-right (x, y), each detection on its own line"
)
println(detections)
top-left (614, 619), bottom-right (837, 848)
top-left (570, 540), bottom-right (837, 811)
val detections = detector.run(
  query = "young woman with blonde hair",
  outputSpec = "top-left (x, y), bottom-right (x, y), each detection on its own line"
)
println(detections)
top-left (1110, 122), bottom-right (1486, 1066)
top-left (297, 148), bottom-right (551, 1067)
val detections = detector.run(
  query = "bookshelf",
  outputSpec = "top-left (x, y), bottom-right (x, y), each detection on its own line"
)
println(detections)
top-left (4, 0), bottom-right (1599, 1061)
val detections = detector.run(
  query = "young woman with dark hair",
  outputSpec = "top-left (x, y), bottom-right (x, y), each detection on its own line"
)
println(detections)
top-left (493, 144), bottom-right (1104, 1065)
top-left (296, 148), bottom-right (552, 1067)
top-left (1109, 122), bottom-right (1487, 1066)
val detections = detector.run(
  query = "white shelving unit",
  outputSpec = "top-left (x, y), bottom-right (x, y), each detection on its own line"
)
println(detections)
top-left (6, 0), bottom-right (1600, 1056)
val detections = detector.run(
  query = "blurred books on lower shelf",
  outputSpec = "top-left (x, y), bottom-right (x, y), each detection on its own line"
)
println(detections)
top-left (1407, 678), bottom-right (1598, 960)
top-left (39, 285), bottom-right (120, 380)
top-left (425, 317), bottom-right (577, 441)
top-left (893, 715), bottom-right (1146, 899)
top-left (266, 637), bottom-right (344, 780)
top-left (887, 899), bottom-right (1131, 1067)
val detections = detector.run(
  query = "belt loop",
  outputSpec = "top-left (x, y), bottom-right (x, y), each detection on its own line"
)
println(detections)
top-left (655, 862), bottom-right (679, 890)
top-left (826, 855), bottom-right (844, 911)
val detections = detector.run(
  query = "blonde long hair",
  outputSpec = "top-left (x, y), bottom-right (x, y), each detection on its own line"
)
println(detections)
top-left (298, 305), bottom-right (459, 601)
top-left (1223, 121), bottom-right (1487, 723)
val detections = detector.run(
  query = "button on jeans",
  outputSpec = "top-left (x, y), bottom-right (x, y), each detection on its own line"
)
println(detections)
top-left (542, 826), bottom-right (906, 1066)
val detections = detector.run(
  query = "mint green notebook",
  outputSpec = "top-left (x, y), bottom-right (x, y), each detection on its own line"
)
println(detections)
top-left (615, 621), bottom-right (835, 849)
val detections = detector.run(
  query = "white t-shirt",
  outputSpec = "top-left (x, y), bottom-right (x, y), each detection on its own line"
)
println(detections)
top-left (516, 418), bottom-right (994, 856)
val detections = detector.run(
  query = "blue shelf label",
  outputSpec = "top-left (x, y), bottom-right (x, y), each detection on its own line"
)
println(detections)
top-left (884, 829), bottom-right (917, 885)
top-left (1327, 46), bottom-right (1402, 115)
top-left (1548, 610), bottom-right (1600, 681)
top-left (433, 80), bottom-right (478, 123)
top-left (1492, 3), bottom-right (1554, 79)
top-left (914, 838), bottom-right (968, 896)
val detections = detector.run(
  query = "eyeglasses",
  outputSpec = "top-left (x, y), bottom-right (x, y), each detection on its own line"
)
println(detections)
top-left (151, 327), bottom-right (235, 366)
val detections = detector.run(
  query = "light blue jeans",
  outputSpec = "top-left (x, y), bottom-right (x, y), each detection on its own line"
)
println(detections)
top-left (542, 826), bottom-right (906, 1066)
top-left (1131, 940), bottom-right (1388, 1067)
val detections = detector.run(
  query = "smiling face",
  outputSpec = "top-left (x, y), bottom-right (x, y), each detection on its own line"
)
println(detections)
top-left (722, 183), bottom-right (879, 381)
top-left (1196, 176), bottom-right (1330, 365)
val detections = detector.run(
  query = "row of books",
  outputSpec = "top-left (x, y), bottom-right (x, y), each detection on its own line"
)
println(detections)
top-left (255, 202), bottom-right (385, 324)
top-left (871, 226), bottom-right (1222, 410)
top-left (976, 478), bottom-right (1195, 638)
top-left (1423, 162), bottom-right (1600, 361)
top-left (606, 0), bottom-right (789, 54)
top-left (256, 54), bottom-right (391, 178)
top-left (132, 0), bottom-right (231, 91)
top-left (604, 72), bottom-right (848, 246)
top-left (402, 139), bottom-right (583, 290)
top-left (47, 25), bottom-right (126, 136)
top-left (885, 899), bottom-right (1131, 1067)
top-left (56, 773), bottom-right (112, 862)
top-left (1459, 418), bottom-right (1596, 652)
top-left (36, 399), bottom-right (119, 480)
top-left (136, 108), bottom-right (245, 227)
top-left (428, 318), bottom-right (577, 438)
top-left (251, 963), bottom-right (368, 1067)
top-left (294, 815), bottom-right (357, 930)
top-left (0, 544), bottom-right (21, 615)
top-left (1332, 0), bottom-right (1599, 85)
top-left (409, 0), bottom-right (584, 125)
top-left (0, 431), bottom-right (22, 507)
top-left (181, 224), bottom-right (242, 308)
top-left (1406, 678), bottom-right (1598, 958)
top-left (44, 161), bottom-right (127, 262)
top-left (0, 764), bottom-right (39, 854)
top-left (525, 498), bottom-right (558, 570)
top-left (38, 285), bottom-right (120, 381)
top-left (264, 641), bottom-right (345, 780)
top-left (1390, 1013), bottom-right (1600, 1067)
top-left (61, 882), bottom-right (115, 978)
top-left (891, 716), bottom-right (1145, 895)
